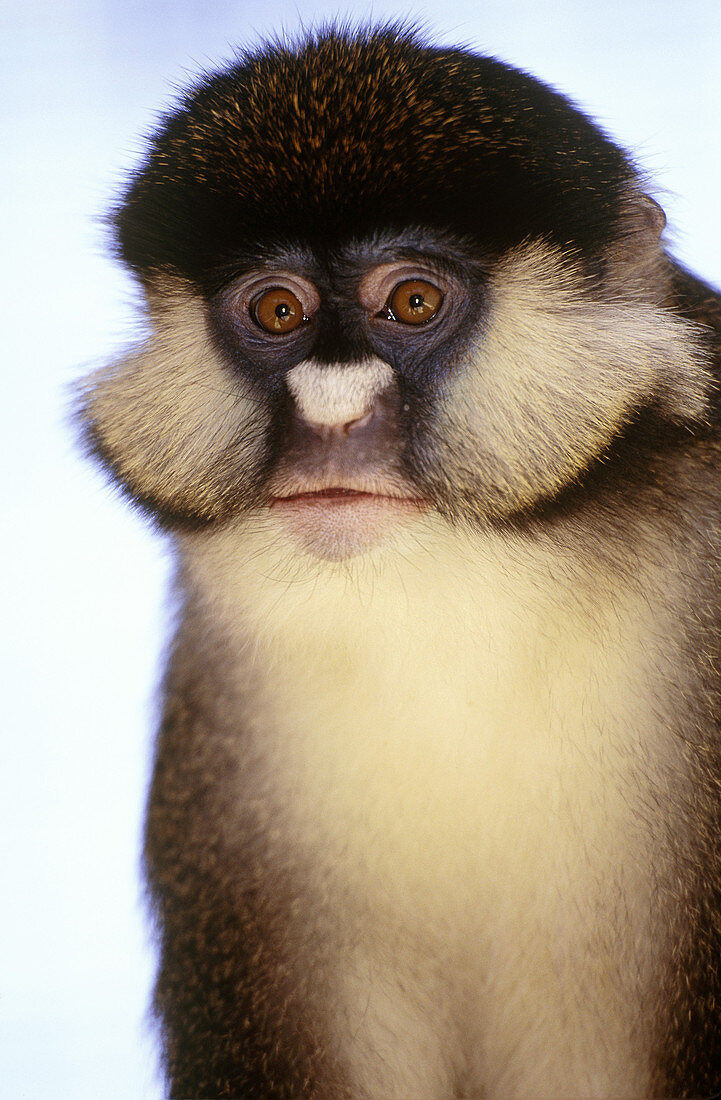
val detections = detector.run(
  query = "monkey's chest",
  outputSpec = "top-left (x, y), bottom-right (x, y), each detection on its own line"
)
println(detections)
top-left (251, 609), bottom-right (663, 929)
top-left (243, 618), bottom-right (667, 1094)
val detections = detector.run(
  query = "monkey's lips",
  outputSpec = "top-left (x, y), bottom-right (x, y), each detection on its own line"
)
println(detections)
top-left (268, 487), bottom-right (429, 559)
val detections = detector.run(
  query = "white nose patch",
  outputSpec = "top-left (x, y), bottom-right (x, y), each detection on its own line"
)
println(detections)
top-left (286, 358), bottom-right (395, 427)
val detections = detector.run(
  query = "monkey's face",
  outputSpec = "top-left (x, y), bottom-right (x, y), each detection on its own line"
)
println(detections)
top-left (79, 29), bottom-right (711, 564)
top-left (82, 228), bottom-right (709, 564)
top-left (202, 232), bottom-right (481, 560)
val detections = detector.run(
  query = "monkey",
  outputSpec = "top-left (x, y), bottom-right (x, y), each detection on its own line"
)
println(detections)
top-left (77, 23), bottom-right (721, 1099)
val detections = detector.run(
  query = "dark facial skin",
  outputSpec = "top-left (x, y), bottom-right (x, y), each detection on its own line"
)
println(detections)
top-left (206, 234), bottom-right (487, 396)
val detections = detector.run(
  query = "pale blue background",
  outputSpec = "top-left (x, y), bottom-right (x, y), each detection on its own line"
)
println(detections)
top-left (3, 1), bottom-right (720, 1097)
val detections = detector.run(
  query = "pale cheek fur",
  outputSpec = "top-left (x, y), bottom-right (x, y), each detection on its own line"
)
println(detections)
top-left (80, 284), bottom-right (269, 518)
top-left (424, 243), bottom-right (711, 517)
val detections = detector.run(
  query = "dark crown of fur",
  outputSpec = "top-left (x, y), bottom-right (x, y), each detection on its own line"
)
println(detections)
top-left (116, 25), bottom-right (636, 292)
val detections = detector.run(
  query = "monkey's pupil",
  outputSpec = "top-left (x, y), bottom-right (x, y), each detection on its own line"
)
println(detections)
top-left (275, 302), bottom-right (292, 319)
top-left (409, 294), bottom-right (424, 309)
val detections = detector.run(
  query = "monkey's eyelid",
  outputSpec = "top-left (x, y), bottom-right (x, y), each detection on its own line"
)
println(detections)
top-left (373, 306), bottom-right (442, 327)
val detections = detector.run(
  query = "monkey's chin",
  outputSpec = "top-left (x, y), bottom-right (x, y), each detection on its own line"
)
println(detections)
top-left (268, 490), bottom-right (429, 561)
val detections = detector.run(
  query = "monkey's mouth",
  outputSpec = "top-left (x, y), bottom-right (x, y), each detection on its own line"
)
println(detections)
top-left (268, 486), bottom-right (429, 559)
top-left (272, 487), bottom-right (421, 504)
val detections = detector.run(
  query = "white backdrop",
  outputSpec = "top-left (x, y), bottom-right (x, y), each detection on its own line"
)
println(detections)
top-left (3, 1), bottom-right (720, 1096)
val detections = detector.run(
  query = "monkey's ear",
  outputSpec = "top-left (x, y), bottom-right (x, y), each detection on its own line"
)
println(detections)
top-left (636, 193), bottom-right (667, 238)
top-left (619, 192), bottom-right (667, 248)
top-left (605, 192), bottom-right (669, 295)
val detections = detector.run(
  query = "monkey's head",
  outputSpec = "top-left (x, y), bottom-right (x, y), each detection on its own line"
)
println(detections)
top-left (80, 25), bottom-right (711, 562)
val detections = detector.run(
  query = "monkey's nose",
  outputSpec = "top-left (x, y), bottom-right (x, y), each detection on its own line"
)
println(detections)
top-left (285, 358), bottom-right (396, 436)
top-left (300, 407), bottom-right (374, 440)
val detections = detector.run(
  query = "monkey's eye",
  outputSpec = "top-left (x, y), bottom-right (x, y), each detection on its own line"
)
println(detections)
top-left (385, 279), bottom-right (443, 325)
top-left (251, 287), bottom-right (307, 334)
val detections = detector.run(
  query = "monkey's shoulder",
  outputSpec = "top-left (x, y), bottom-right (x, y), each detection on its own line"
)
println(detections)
top-left (670, 262), bottom-right (721, 353)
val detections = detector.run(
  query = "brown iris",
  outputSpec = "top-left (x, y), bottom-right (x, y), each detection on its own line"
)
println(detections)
top-left (388, 279), bottom-right (443, 324)
top-left (252, 287), bottom-right (305, 333)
